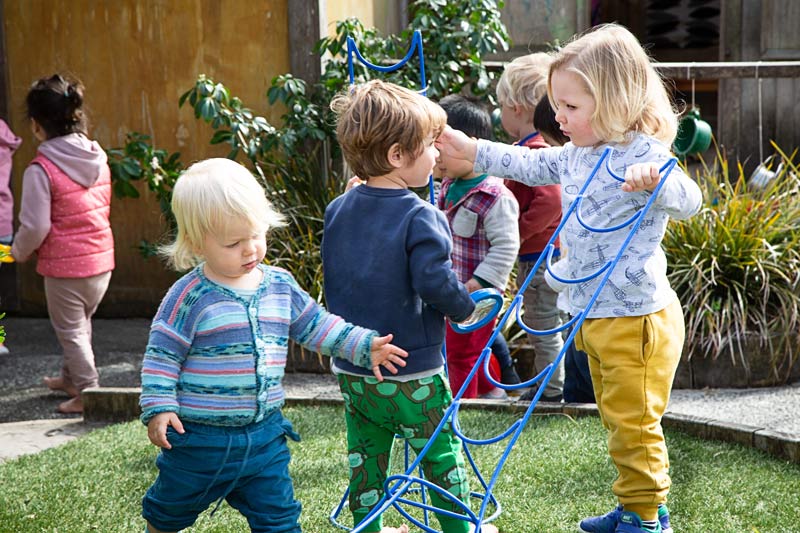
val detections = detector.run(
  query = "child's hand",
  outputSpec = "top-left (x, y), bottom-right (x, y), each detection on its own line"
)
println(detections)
top-left (465, 278), bottom-right (482, 293)
top-left (435, 126), bottom-right (479, 164)
top-left (369, 333), bottom-right (408, 381)
top-left (623, 163), bottom-right (661, 192)
top-left (0, 243), bottom-right (14, 263)
top-left (147, 412), bottom-right (185, 449)
top-left (345, 176), bottom-right (364, 192)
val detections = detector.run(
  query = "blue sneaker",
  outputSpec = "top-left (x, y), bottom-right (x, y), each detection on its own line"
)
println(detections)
top-left (577, 504), bottom-right (622, 533)
top-left (578, 505), bottom-right (671, 533)
top-left (615, 511), bottom-right (661, 533)
top-left (658, 504), bottom-right (673, 533)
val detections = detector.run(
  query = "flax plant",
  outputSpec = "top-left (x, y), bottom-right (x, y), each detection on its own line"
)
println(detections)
top-left (663, 144), bottom-right (800, 383)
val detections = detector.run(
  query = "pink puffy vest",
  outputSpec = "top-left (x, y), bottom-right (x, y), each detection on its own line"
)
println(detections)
top-left (32, 155), bottom-right (114, 278)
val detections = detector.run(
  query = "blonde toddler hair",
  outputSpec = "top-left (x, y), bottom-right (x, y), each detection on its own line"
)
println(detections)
top-left (548, 23), bottom-right (678, 145)
top-left (496, 52), bottom-right (552, 110)
top-left (331, 79), bottom-right (447, 180)
top-left (162, 158), bottom-right (286, 271)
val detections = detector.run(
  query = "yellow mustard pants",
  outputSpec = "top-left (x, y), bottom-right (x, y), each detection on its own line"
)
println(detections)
top-left (575, 298), bottom-right (684, 521)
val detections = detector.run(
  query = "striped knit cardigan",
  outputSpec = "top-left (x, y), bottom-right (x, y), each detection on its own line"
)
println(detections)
top-left (140, 264), bottom-right (376, 426)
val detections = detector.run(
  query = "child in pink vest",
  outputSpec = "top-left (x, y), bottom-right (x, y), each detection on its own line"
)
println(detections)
top-left (10, 74), bottom-right (114, 414)
top-left (0, 119), bottom-right (21, 355)
top-left (0, 119), bottom-right (21, 246)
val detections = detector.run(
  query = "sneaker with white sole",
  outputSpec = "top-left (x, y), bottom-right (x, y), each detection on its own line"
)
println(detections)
top-left (578, 505), bottom-right (671, 533)
top-left (478, 387), bottom-right (508, 400)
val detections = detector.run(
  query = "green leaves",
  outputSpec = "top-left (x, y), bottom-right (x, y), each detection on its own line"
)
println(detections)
top-left (664, 145), bottom-right (800, 379)
top-left (106, 132), bottom-right (183, 254)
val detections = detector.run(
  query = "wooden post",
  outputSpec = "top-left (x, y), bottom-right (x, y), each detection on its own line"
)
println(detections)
top-left (288, 0), bottom-right (321, 87)
top-left (287, 0), bottom-right (329, 184)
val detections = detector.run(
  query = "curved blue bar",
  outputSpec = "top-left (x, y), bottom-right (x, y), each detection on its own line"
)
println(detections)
top-left (574, 195), bottom-right (644, 233)
top-left (335, 34), bottom-right (683, 531)
top-left (450, 288), bottom-right (503, 333)
top-left (604, 154), bottom-right (677, 182)
top-left (516, 307), bottom-right (583, 336)
top-left (451, 405), bottom-right (522, 445)
top-left (346, 30), bottom-right (426, 86)
top-left (547, 252), bottom-right (612, 285)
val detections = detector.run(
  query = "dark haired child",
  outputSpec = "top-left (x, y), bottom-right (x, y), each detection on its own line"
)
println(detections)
top-left (436, 94), bottom-right (520, 400)
top-left (533, 95), bottom-right (570, 147)
top-left (10, 74), bottom-right (114, 413)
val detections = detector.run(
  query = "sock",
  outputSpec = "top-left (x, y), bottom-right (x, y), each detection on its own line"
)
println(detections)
top-left (642, 519), bottom-right (659, 530)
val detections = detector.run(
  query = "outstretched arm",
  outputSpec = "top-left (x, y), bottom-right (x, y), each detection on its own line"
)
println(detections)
top-left (289, 275), bottom-right (408, 378)
top-left (435, 125), bottom-right (479, 164)
top-left (369, 333), bottom-right (408, 381)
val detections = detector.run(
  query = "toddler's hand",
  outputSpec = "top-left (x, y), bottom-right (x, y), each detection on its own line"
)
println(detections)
top-left (147, 412), bottom-right (185, 449)
top-left (435, 126), bottom-right (479, 164)
top-left (345, 176), bottom-right (364, 192)
top-left (0, 243), bottom-right (14, 263)
top-left (369, 333), bottom-right (408, 381)
top-left (465, 278), bottom-right (483, 293)
top-left (623, 163), bottom-right (661, 192)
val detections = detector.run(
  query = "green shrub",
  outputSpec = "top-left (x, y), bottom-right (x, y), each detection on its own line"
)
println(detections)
top-left (106, 132), bottom-right (183, 258)
top-left (663, 144), bottom-right (800, 381)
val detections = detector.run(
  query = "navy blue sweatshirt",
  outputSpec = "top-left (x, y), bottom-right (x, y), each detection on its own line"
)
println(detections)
top-left (322, 185), bottom-right (475, 377)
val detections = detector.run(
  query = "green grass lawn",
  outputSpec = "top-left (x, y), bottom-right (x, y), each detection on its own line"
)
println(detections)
top-left (0, 405), bottom-right (797, 532)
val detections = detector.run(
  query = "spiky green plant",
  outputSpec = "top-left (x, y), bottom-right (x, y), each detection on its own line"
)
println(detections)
top-left (663, 144), bottom-right (800, 382)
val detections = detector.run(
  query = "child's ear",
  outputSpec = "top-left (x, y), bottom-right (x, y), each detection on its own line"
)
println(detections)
top-left (387, 143), bottom-right (404, 169)
top-left (189, 238), bottom-right (204, 257)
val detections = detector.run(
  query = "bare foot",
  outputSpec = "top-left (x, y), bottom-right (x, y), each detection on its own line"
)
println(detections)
top-left (57, 396), bottom-right (83, 414)
top-left (43, 376), bottom-right (78, 397)
top-left (379, 526), bottom-right (409, 533)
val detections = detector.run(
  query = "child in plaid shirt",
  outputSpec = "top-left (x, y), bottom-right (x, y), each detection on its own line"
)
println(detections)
top-left (436, 95), bottom-right (520, 399)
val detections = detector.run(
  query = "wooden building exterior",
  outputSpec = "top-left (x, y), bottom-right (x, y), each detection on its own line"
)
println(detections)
top-left (1, 0), bottom-right (798, 317)
top-left (0, 0), bottom-right (388, 317)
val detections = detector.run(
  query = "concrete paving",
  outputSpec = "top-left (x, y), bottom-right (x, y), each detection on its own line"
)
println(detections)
top-left (1, 317), bottom-right (799, 463)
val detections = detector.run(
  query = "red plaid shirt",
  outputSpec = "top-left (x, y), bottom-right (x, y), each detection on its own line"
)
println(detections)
top-left (438, 176), bottom-right (511, 284)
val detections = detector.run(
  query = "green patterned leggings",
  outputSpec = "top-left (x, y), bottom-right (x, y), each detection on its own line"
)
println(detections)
top-left (338, 373), bottom-right (471, 533)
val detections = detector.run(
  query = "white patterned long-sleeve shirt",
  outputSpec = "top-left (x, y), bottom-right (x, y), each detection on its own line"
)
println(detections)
top-left (474, 133), bottom-right (702, 318)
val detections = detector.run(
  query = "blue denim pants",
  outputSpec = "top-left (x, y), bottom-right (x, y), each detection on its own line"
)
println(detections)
top-left (142, 409), bottom-right (302, 532)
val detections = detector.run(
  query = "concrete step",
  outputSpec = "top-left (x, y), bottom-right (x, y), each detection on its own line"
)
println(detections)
top-left (82, 387), bottom-right (141, 423)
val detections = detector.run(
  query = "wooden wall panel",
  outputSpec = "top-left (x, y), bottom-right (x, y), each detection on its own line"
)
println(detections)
top-left (3, 0), bottom-right (290, 316)
top-left (496, 0), bottom-right (590, 60)
top-left (718, 0), bottom-right (800, 169)
top-left (324, 0), bottom-right (374, 36)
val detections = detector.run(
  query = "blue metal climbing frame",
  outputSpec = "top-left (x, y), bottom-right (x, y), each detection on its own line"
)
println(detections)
top-left (330, 30), bottom-right (679, 533)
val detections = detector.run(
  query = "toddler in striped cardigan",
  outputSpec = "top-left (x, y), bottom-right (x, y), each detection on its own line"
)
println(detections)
top-left (139, 158), bottom-right (408, 533)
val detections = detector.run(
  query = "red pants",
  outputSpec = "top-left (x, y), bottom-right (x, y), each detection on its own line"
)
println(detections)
top-left (445, 320), bottom-right (500, 399)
